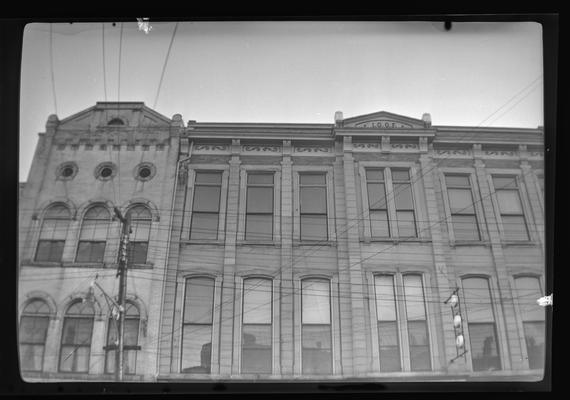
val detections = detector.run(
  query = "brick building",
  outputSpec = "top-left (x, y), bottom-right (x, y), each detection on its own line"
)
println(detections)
top-left (18, 103), bottom-right (546, 382)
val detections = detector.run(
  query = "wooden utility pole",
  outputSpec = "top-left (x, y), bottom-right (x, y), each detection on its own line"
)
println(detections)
top-left (114, 207), bottom-right (130, 382)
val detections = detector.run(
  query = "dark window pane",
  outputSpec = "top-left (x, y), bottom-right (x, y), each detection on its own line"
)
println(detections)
top-left (76, 241), bottom-right (106, 262)
top-left (378, 321), bottom-right (401, 372)
top-left (302, 325), bottom-right (332, 375)
top-left (19, 316), bottom-right (49, 343)
top-left (445, 175), bottom-right (470, 187)
top-left (246, 186), bottom-right (273, 213)
top-left (243, 279), bottom-right (272, 324)
top-left (370, 211), bottom-right (390, 237)
top-left (391, 170), bottom-right (410, 181)
top-left (375, 275), bottom-right (397, 321)
top-left (128, 242), bottom-right (148, 264)
top-left (248, 173), bottom-right (273, 185)
top-left (300, 215), bottom-right (327, 241)
top-left (193, 186), bottom-right (221, 212)
top-left (300, 187), bottom-right (327, 213)
top-left (394, 183), bottom-right (413, 210)
top-left (367, 183), bottom-right (387, 210)
top-left (408, 321), bottom-right (431, 371)
top-left (493, 176), bottom-right (517, 189)
top-left (300, 174), bottom-right (325, 185)
top-left (469, 323), bottom-right (501, 371)
top-left (195, 172), bottom-right (222, 184)
top-left (302, 280), bottom-right (330, 324)
top-left (515, 277), bottom-right (544, 321)
top-left (245, 214), bottom-right (273, 241)
top-left (523, 321), bottom-right (545, 369)
top-left (462, 278), bottom-right (495, 322)
top-left (242, 324), bottom-right (272, 374)
top-left (501, 215), bottom-right (529, 241)
top-left (181, 325), bottom-right (212, 373)
top-left (451, 215), bottom-right (480, 241)
top-left (59, 345), bottom-right (90, 373)
top-left (184, 278), bottom-right (215, 324)
top-left (397, 211), bottom-right (416, 237)
top-left (35, 240), bottom-right (65, 262)
top-left (190, 213), bottom-right (219, 240)
top-left (366, 169), bottom-right (384, 181)
top-left (449, 188), bottom-right (475, 214)
top-left (20, 344), bottom-right (44, 371)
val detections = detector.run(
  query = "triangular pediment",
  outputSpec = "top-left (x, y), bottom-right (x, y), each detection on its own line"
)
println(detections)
top-left (58, 102), bottom-right (171, 130)
top-left (341, 111), bottom-right (428, 129)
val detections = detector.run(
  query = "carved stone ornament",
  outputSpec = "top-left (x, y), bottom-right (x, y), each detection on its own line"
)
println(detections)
top-left (353, 142), bottom-right (381, 150)
top-left (391, 143), bottom-right (419, 150)
top-left (242, 145), bottom-right (281, 152)
top-left (194, 144), bottom-right (229, 151)
top-left (294, 145), bottom-right (331, 153)
top-left (436, 149), bottom-right (471, 156)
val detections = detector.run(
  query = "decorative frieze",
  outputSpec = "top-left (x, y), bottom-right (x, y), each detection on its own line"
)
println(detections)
top-left (293, 145), bottom-right (333, 154)
top-left (484, 150), bottom-right (517, 157)
top-left (352, 142), bottom-right (381, 150)
top-left (435, 149), bottom-right (472, 156)
top-left (242, 144), bottom-right (282, 153)
top-left (390, 143), bottom-right (419, 151)
top-left (193, 144), bottom-right (230, 153)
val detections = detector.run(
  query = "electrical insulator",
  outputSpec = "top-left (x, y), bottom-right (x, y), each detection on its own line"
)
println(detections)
top-left (449, 294), bottom-right (458, 308)
top-left (453, 315), bottom-right (462, 328)
top-left (456, 334), bottom-right (464, 348)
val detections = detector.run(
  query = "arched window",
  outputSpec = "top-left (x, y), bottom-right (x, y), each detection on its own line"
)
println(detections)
top-left (35, 204), bottom-right (71, 262)
top-left (126, 205), bottom-right (152, 265)
top-left (462, 277), bottom-right (501, 371)
top-left (108, 118), bottom-right (124, 126)
top-left (105, 302), bottom-right (141, 375)
top-left (59, 301), bottom-right (95, 373)
top-left (241, 278), bottom-right (272, 374)
top-left (301, 278), bottom-right (332, 375)
top-left (19, 299), bottom-right (50, 372)
top-left (76, 205), bottom-right (111, 263)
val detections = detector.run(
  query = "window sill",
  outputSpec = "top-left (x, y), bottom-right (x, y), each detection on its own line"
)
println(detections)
top-left (501, 240), bottom-right (538, 247)
top-left (237, 240), bottom-right (281, 247)
top-left (450, 240), bottom-right (491, 247)
top-left (293, 240), bottom-right (337, 247)
top-left (361, 238), bottom-right (431, 244)
top-left (129, 262), bottom-right (154, 269)
top-left (21, 260), bottom-right (63, 267)
top-left (62, 262), bottom-right (109, 268)
top-left (181, 239), bottom-right (225, 246)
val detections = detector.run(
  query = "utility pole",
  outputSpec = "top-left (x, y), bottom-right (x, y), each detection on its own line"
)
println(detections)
top-left (114, 207), bottom-right (130, 382)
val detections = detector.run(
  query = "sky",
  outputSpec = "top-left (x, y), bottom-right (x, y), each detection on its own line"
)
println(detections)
top-left (19, 20), bottom-right (544, 182)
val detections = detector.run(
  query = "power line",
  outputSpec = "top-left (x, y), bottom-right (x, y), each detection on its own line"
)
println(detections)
top-left (153, 22), bottom-right (178, 110)
top-left (49, 24), bottom-right (58, 115)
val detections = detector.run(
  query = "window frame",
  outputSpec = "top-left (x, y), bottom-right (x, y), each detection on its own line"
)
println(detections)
top-left (75, 204), bottom-right (112, 264)
top-left (182, 166), bottom-right (229, 243)
top-left (19, 299), bottom-right (51, 372)
top-left (293, 166), bottom-right (336, 244)
top-left (104, 301), bottom-right (141, 375)
top-left (358, 162), bottom-right (427, 241)
top-left (487, 170), bottom-right (536, 243)
top-left (125, 204), bottom-right (153, 266)
top-left (35, 204), bottom-right (72, 263)
top-left (237, 167), bottom-right (281, 244)
top-left (439, 169), bottom-right (488, 245)
top-left (58, 300), bottom-right (95, 374)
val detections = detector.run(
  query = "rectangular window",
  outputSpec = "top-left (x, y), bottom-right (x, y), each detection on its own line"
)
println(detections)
top-left (462, 277), bottom-right (501, 371)
top-left (374, 275), bottom-right (401, 372)
top-left (59, 318), bottom-right (93, 373)
top-left (181, 277), bottom-right (215, 373)
top-left (403, 275), bottom-right (431, 371)
top-left (76, 218), bottom-right (108, 262)
top-left (445, 175), bottom-right (481, 241)
top-left (242, 278), bottom-right (272, 374)
top-left (301, 279), bottom-right (332, 374)
top-left (190, 172), bottom-right (222, 240)
top-left (128, 218), bottom-right (151, 264)
top-left (493, 176), bottom-right (529, 241)
top-left (245, 173), bottom-right (274, 241)
top-left (392, 169), bottom-right (416, 237)
top-left (19, 316), bottom-right (49, 371)
top-left (36, 218), bottom-right (68, 262)
top-left (366, 169), bottom-right (390, 237)
top-left (515, 277), bottom-right (545, 369)
top-left (299, 173), bottom-right (328, 241)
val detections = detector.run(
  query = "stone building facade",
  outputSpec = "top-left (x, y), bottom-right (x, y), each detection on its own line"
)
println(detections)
top-left (18, 103), bottom-right (546, 382)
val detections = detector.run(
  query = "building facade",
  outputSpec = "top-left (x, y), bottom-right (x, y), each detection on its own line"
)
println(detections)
top-left (18, 103), bottom-right (546, 382)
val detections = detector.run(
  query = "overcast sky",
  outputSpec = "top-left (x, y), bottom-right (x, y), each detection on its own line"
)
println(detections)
top-left (19, 20), bottom-right (543, 181)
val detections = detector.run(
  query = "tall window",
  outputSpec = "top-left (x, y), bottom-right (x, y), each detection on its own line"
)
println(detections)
top-left (76, 205), bottom-right (110, 263)
top-left (242, 278), bottom-right (272, 374)
top-left (403, 275), bottom-right (431, 371)
top-left (181, 277), bottom-right (215, 373)
top-left (445, 175), bottom-right (480, 241)
top-left (190, 172), bottom-right (222, 240)
top-left (245, 173), bottom-right (274, 240)
top-left (392, 169), bottom-right (416, 237)
top-left (59, 301), bottom-right (95, 373)
top-left (301, 279), bottom-right (332, 374)
top-left (299, 173), bottom-right (328, 241)
top-left (462, 277), bottom-right (501, 371)
top-left (366, 169), bottom-right (390, 237)
top-left (19, 300), bottom-right (50, 372)
top-left (493, 176), bottom-right (529, 241)
top-left (514, 276), bottom-right (545, 369)
top-left (105, 302), bottom-right (140, 374)
top-left (127, 205), bottom-right (152, 264)
top-left (35, 204), bottom-right (70, 262)
top-left (374, 275), bottom-right (401, 372)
